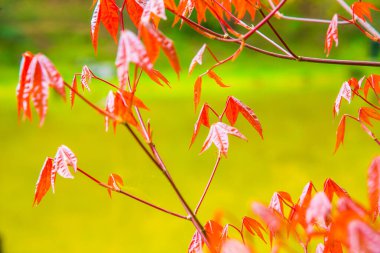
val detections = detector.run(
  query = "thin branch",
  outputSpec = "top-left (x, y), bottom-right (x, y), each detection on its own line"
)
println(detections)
top-left (352, 90), bottom-right (380, 110)
top-left (243, 0), bottom-right (287, 40)
top-left (76, 168), bottom-right (188, 220)
top-left (195, 155), bottom-right (221, 214)
top-left (259, 9), bottom-right (298, 59)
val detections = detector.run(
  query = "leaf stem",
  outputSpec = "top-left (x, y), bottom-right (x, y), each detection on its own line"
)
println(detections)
top-left (194, 155), bottom-right (221, 214)
top-left (76, 167), bottom-right (188, 220)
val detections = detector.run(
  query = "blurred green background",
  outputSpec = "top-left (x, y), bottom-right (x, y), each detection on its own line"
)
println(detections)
top-left (1, 0), bottom-right (380, 252)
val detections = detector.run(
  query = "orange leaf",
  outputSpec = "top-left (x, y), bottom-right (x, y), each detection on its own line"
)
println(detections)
top-left (204, 220), bottom-right (226, 251)
top-left (364, 74), bottom-right (380, 95)
top-left (359, 107), bottom-right (380, 126)
top-left (325, 14), bottom-right (339, 57)
top-left (125, 0), bottom-right (144, 27)
top-left (323, 178), bottom-right (349, 201)
top-left (335, 115), bottom-right (346, 152)
top-left (194, 76), bottom-right (202, 111)
top-left (224, 96), bottom-right (263, 139)
top-left (242, 216), bottom-right (267, 243)
top-left (33, 157), bottom-right (54, 206)
top-left (107, 173), bottom-right (124, 197)
top-left (252, 202), bottom-right (282, 246)
top-left (368, 156), bottom-right (380, 220)
top-left (100, 0), bottom-right (119, 42)
top-left (190, 103), bottom-right (211, 147)
top-left (189, 44), bottom-right (207, 75)
top-left (201, 122), bottom-right (247, 157)
top-left (221, 239), bottom-right (250, 253)
top-left (352, 1), bottom-right (379, 23)
top-left (207, 70), bottom-right (229, 87)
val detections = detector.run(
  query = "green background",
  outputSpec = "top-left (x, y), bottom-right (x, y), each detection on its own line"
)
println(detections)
top-left (1, 0), bottom-right (379, 252)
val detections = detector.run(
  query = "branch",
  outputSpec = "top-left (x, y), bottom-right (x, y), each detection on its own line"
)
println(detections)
top-left (76, 168), bottom-right (188, 220)
top-left (194, 155), bottom-right (221, 214)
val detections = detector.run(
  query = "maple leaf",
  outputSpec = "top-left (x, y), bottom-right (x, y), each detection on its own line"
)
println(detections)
top-left (188, 230), bottom-right (203, 253)
top-left (16, 53), bottom-right (66, 126)
top-left (359, 107), bottom-right (380, 126)
top-left (81, 65), bottom-right (93, 91)
top-left (242, 216), bottom-right (267, 243)
top-left (194, 76), bottom-right (203, 110)
top-left (325, 14), bottom-right (339, 57)
top-left (33, 157), bottom-right (54, 206)
top-left (51, 145), bottom-right (78, 192)
top-left (368, 156), bottom-right (380, 220)
top-left (116, 30), bottom-right (153, 89)
top-left (289, 182), bottom-right (314, 230)
top-left (107, 173), bottom-right (124, 197)
top-left (125, 0), bottom-right (144, 27)
top-left (363, 74), bottom-right (380, 99)
top-left (204, 220), bottom-right (226, 252)
top-left (337, 197), bottom-right (368, 218)
top-left (252, 202), bottom-right (282, 246)
top-left (141, 24), bottom-right (181, 76)
top-left (91, 0), bottom-right (119, 52)
top-left (70, 75), bottom-right (78, 108)
top-left (335, 115), bottom-right (346, 152)
top-left (352, 1), bottom-right (380, 23)
top-left (141, 0), bottom-right (167, 24)
top-left (305, 192), bottom-right (332, 233)
top-left (207, 70), bottom-right (229, 87)
top-left (333, 81), bottom-right (351, 117)
top-left (201, 122), bottom-right (247, 157)
top-left (221, 239), bottom-right (251, 253)
top-left (269, 192), bottom-right (294, 218)
top-left (224, 96), bottom-right (263, 139)
top-left (323, 178), bottom-right (349, 201)
top-left (190, 103), bottom-right (212, 147)
top-left (348, 220), bottom-right (380, 252)
top-left (189, 44), bottom-right (207, 75)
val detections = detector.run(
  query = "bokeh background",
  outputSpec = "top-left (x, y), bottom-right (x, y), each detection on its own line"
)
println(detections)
top-left (1, 0), bottom-right (380, 252)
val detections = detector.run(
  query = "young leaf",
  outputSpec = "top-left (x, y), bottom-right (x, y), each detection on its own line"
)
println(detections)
top-left (200, 122), bottom-right (247, 157)
top-left (91, 0), bottom-right (101, 52)
top-left (116, 31), bottom-right (153, 89)
top-left (107, 173), bottom-right (124, 197)
top-left (189, 44), bottom-right (207, 75)
top-left (305, 192), bottom-right (332, 232)
top-left (188, 230), bottom-right (203, 253)
top-left (190, 103), bottom-right (212, 147)
top-left (242, 216), bottom-right (267, 243)
top-left (252, 202), bottom-right (282, 246)
top-left (224, 96), bottom-right (263, 139)
top-left (348, 220), bottom-right (380, 252)
top-left (221, 239), bottom-right (251, 253)
top-left (51, 145), bottom-right (78, 192)
top-left (194, 76), bottom-right (202, 110)
top-left (33, 157), bottom-right (54, 206)
top-left (141, 0), bottom-right (167, 24)
top-left (351, 1), bottom-right (379, 23)
top-left (368, 156), bottom-right (380, 220)
top-left (335, 115), bottom-right (346, 152)
top-left (207, 70), bottom-right (229, 88)
top-left (364, 74), bottom-right (380, 97)
top-left (105, 91), bottom-right (116, 132)
top-left (359, 107), bottom-right (380, 126)
top-left (333, 82), bottom-right (351, 116)
top-left (81, 65), bottom-right (93, 91)
top-left (323, 178), bottom-right (349, 201)
top-left (325, 14), bottom-right (339, 57)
